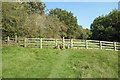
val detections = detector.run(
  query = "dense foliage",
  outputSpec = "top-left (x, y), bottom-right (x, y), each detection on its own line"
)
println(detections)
top-left (2, 2), bottom-right (46, 38)
top-left (90, 9), bottom-right (120, 41)
top-left (49, 8), bottom-right (92, 39)
top-left (2, 2), bottom-right (91, 39)
top-left (49, 8), bottom-right (78, 38)
top-left (2, 2), bottom-right (120, 42)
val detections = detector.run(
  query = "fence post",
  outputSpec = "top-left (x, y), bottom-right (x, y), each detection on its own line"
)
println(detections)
top-left (7, 36), bottom-right (10, 45)
top-left (55, 39), bottom-right (57, 47)
top-left (114, 42), bottom-right (116, 51)
top-left (85, 40), bottom-right (88, 49)
top-left (62, 37), bottom-right (65, 49)
top-left (67, 44), bottom-right (69, 49)
top-left (100, 41), bottom-right (102, 50)
top-left (40, 38), bottom-right (42, 48)
top-left (24, 38), bottom-right (27, 47)
top-left (71, 39), bottom-right (73, 48)
top-left (15, 35), bottom-right (17, 43)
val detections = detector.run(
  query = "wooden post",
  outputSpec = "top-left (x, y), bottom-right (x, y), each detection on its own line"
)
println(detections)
top-left (62, 37), bottom-right (65, 49)
top-left (100, 41), bottom-right (102, 50)
top-left (15, 35), bottom-right (17, 43)
top-left (114, 42), bottom-right (116, 51)
top-left (71, 39), bottom-right (73, 48)
top-left (40, 38), bottom-right (42, 48)
top-left (24, 38), bottom-right (27, 47)
top-left (7, 36), bottom-right (10, 45)
top-left (67, 44), bottom-right (69, 49)
top-left (85, 40), bottom-right (88, 49)
top-left (55, 39), bottom-right (57, 47)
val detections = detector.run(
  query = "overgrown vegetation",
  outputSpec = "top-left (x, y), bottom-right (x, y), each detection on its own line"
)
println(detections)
top-left (2, 2), bottom-right (91, 39)
top-left (91, 9), bottom-right (120, 42)
top-left (2, 2), bottom-right (120, 42)
top-left (2, 47), bottom-right (118, 78)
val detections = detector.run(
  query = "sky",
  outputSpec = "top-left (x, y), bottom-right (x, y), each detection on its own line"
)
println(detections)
top-left (44, 2), bottom-right (118, 29)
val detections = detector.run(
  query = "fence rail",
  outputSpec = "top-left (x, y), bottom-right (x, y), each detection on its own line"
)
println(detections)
top-left (2, 36), bottom-right (120, 51)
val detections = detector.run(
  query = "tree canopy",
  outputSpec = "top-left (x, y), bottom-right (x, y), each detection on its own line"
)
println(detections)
top-left (2, 2), bottom-right (91, 40)
top-left (90, 9), bottom-right (120, 41)
top-left (2, 2), bottom-right (119, 42)
top-left (49, 8), bottom-right (90, 39)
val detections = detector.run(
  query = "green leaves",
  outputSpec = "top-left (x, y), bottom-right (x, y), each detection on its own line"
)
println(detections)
top-left (2, 2), bottom-right (91, 40)
top-left (23, 2), bottom-right (46, 14)
top-left (2, 2), bottom-right (46, 38)
top-left (48, 8), bottom-right (90, 39)
top-left (90, 9), bottom-right (120, 41)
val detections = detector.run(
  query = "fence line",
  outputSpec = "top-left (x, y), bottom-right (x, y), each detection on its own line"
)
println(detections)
top-left (3, 36), bottom-right (120, 51)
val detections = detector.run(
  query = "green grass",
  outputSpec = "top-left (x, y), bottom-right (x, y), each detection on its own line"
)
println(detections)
top-left (2, 46), bottom-right (118, 78)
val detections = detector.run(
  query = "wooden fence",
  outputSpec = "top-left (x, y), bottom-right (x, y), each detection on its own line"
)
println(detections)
top-left (3, 36), bottom-right (24, 46)
top-left (3, 36), bottom-right (120, 51)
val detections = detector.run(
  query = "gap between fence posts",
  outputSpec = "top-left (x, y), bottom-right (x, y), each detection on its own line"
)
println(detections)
top-left (85, 40), bottom-right (88, 49)
top-left (62, 37), bottom-right (65, 49)
top-left (18, 40), bottom-right (20, 46)
top-left (113, 42), bottom-right (116, 51)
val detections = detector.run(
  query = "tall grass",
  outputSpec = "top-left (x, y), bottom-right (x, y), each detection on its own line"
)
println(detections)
top-left (2, 46), bottom-right (118, 78)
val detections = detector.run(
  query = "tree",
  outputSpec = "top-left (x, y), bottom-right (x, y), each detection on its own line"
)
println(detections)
top-left (2, 2), bottom-right (27, 38)
top-left (2, 2), bottom-right (46, 39)
top-left (2, 2), bottom-right (91, 40)
top-left (90, 9), bottom-right (120, 41)
top-left (22, 2), bottom-right (46, 14)
top-left (49, 8), bottom-right (78, 38)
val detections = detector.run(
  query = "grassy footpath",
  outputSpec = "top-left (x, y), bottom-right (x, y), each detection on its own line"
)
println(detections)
top-left (2, 46), bottom-right (118, 78)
